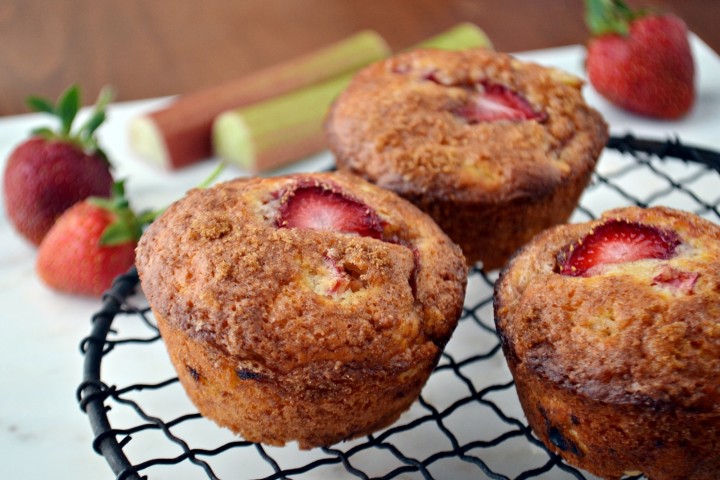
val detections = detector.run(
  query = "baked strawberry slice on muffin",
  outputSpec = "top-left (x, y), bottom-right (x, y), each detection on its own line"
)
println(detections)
top-left (556, 219), bottom-right (681, 276)
top-left (455, 81), bottom-right (547, 123)
top-left (276, 181), bottom-right (385, 239)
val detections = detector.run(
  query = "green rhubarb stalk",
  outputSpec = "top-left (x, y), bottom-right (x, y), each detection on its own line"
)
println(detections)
top-left (212, 23), bottom-right (493, 172)
top-left (129, 30), bottom-right (391, 170)
top-left (213, 73), bottom-right (354, 171)
top-left (416, 22), bottom-right (494, 51)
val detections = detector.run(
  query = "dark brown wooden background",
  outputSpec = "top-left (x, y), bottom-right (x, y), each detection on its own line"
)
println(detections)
top-left (0, 0), bottom-right (717, 116)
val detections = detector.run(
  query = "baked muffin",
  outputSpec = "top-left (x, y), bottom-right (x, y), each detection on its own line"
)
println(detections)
top-left (325, 47), bottom-right (608, 270)
top-left (135, 171), bottom-right (467, 449)
top-left (494, 206), bottom-right (720, 480)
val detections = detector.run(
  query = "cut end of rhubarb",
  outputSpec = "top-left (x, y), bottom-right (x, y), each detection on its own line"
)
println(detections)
top-left (129, 116), bottom-right (171, 169)
top-left (349, 29), bottom-right (392, 62)
top-left (212, 111), bottom-right (256, 170)
top-left (212, 73), bottom-right (352, 172)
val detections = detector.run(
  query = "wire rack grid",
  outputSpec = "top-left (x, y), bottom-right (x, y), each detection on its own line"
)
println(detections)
top-left (77, 135), bottom-right (720, 480)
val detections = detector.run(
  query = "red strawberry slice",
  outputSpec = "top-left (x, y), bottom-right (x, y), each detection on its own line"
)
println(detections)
top-left (277, 183), bottom-right (385, 239)
top-left (456, 82), bottom-right (547, 123)
top-left (557, 220), bottom-right (681, 277)
top-left (652, 266), bottom-right (699, 294)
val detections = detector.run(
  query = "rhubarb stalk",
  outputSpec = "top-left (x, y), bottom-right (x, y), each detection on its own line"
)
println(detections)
top-left (212, 23), bottom-right (493, 172)
top-left (213, 73), bottom-right (355, 172)
top-left (416, 22), bottom-right (494, 51)
top-left (129, 30), bottom-right (391, 169)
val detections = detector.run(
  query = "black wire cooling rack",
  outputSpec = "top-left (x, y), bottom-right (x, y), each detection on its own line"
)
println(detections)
top-left (77, 135), bottom-right (720, 480)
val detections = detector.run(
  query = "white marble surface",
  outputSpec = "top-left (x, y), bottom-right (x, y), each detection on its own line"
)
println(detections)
top-left (0, 37), bottom-right (718, 479)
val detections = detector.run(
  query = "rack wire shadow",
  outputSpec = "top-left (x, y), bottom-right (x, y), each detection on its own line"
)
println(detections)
top-left (77, 135), bottom-right (720, 480)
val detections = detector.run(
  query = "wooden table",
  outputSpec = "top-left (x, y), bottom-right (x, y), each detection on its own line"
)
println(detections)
top-left (0, 0), bottom-right (717, 116)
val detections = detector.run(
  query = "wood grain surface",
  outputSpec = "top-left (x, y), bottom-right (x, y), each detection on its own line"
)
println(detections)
top-left (0, 0), bottom-right (717, 116)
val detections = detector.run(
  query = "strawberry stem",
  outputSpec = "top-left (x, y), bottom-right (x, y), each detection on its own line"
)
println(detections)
top-left (583, 0), bottom-right (639, 36)
top-left (197, 161), bottom-right (226, 189)
top-left (89, 180), bottom-right (148, 246)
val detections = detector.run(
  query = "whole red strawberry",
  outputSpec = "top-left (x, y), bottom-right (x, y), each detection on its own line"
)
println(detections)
top-left (584, 0), bottom-right (695, 119)
top-left (3, 85), bottom-right (114, 245)
top-left (36, 181), bottom-right (153, 297)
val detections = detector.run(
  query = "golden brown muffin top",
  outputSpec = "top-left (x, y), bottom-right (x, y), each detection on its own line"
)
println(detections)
top-left (325, 48), bottom-right (608, 203)
top-left (136, 172), bottom-right (467, 376)
top-left (495, 206), bottom-right (720, 413)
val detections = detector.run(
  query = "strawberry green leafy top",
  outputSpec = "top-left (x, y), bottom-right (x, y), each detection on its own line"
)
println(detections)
top-left (26, 84), bottom-right (114, 162)
top-left (584, 0), bottom-right (649, 36)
